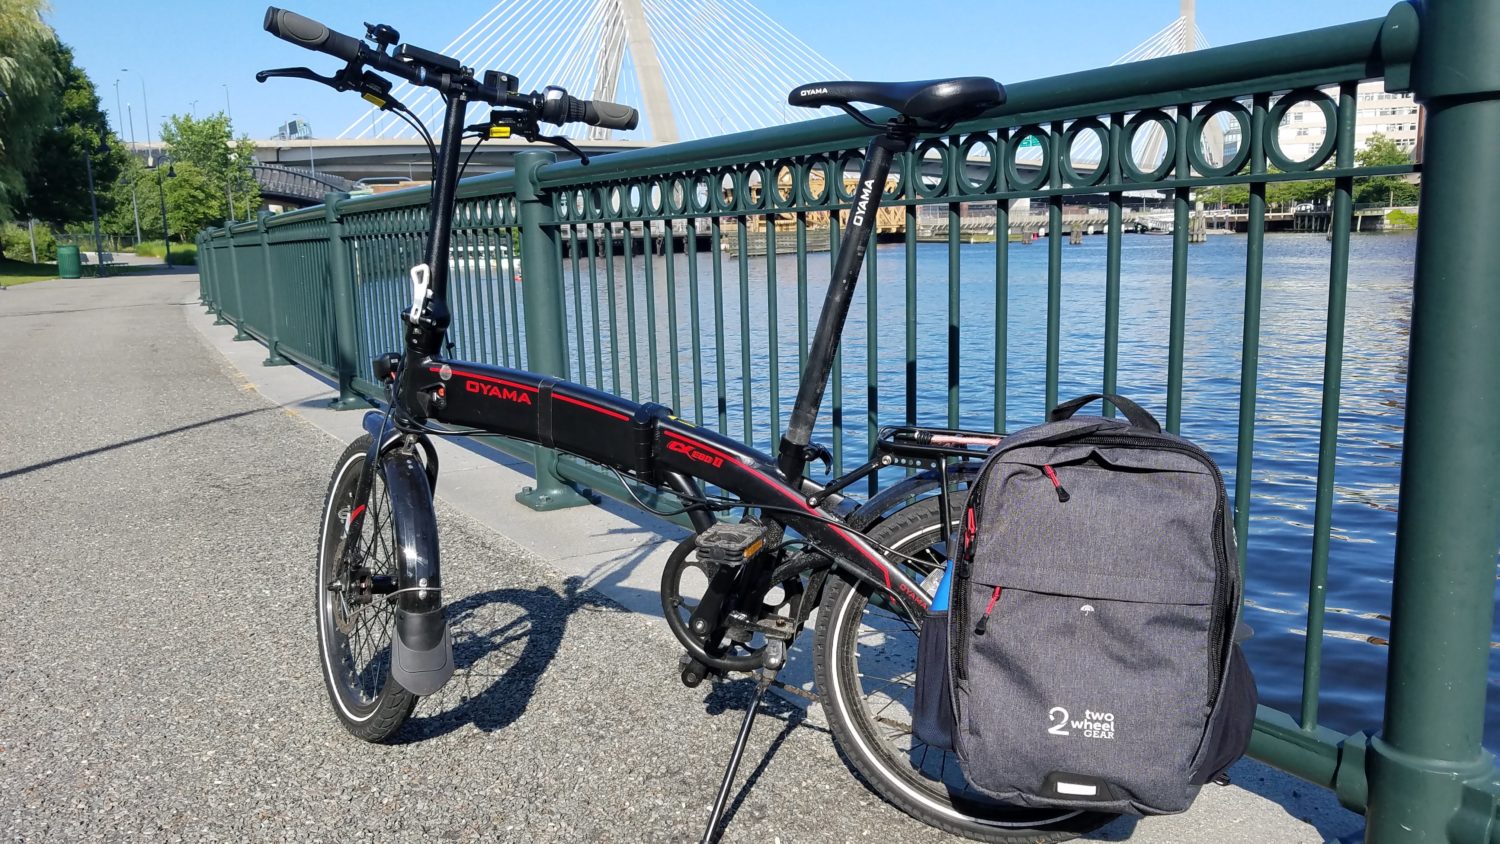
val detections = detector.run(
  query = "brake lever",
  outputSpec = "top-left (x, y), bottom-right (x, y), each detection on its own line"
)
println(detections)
top-left (255, 66), bottom-right (340, 87)
top-left (534, 133), bottom-right (590, 165)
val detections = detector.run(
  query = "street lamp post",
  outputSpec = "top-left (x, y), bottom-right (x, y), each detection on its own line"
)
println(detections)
top-left (82, 129), bottom-right (108, 278)
top-left (292, 114), bottom-right (317, 175)
top-left (154, 157), bottom-right (175, 267)
top-left (115, 81), bottom-right (143, 245)
top-left (225, 146), bottom-right (239, 222)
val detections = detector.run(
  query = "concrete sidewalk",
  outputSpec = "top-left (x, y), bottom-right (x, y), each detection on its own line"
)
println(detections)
top-left (0, 272), bottom-right (1365, 842)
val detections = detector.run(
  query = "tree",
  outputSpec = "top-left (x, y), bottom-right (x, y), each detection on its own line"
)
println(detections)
top-left (16, 41), bottom-right (124, 229)
top-left (0, 0), bottom-right (61, 223)
top-left (1195, 169), bottom-right (1332, 209)
top-left (159, 112), bottom-right (261, 235)
top-left (1354, 132), bottom-right (1420, 206)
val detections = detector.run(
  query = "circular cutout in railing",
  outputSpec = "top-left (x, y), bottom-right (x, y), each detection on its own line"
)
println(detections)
top-left (688, 172), bottom-right (713, 215)
top-left (1266, 88), bottom-right (1337, 172)
top-left (588, 186), bottom-right (607, 221)
top-left (668, 176), bottom-right (691, 215)
top-left (955, 132), bottom-right (999, 195)
top-left (1189, 99), bottom-right (1251, 178)
top-left (745, 164), bottom-right (771, 212)
top-left (772, 161), bottom-right (796, 209)
top-left (1121, 109), bottom-right (1177, 184)
top-left (835, 150), bottom-right (865, 202)
top-left (1060, 118), bottom-right (1109, 188)
top-left (1006, 126), bottom-right (1051, 192)
top-left (712, 169), bottom-right (738, 213)
top-left (914, 138), bottom-right (948, 199)
top-left (804, 155), bottom-right (833, 206)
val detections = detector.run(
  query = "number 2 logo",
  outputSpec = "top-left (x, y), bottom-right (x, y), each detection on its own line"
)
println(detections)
top-left (1048, 706), bottom-right (1071, 736)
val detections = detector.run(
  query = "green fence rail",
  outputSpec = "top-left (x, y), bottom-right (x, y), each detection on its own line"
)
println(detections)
top-left (200, 2), bottom-right (1500, 838)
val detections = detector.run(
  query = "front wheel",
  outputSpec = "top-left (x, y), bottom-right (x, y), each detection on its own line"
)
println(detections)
top-left (814, 496), bottom-right (1113, 842)
top-left (316, 435), bottom-right (418, 741)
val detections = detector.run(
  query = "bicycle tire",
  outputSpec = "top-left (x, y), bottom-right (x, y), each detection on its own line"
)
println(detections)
top-left (814, 496), bottom-right (1114, 842)
top-left (316, 435), bottom-right (418, 741)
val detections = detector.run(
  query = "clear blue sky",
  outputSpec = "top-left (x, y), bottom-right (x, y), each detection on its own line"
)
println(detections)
top-left (50, 0), bottom-right (1399, 143)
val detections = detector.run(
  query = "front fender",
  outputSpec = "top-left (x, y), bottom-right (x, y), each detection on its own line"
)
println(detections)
top-left (363, 411), bottom-right (439, 492)
top-left (380, 448), bottom-right (453, 696)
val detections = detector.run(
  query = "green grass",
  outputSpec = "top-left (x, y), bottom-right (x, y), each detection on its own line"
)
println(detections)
top-left (133, 242), bottom-right (198, 264)
top-left (0, 258), bottom-right (180, 286)
top-left (0, 258), bottom-right (60, 286)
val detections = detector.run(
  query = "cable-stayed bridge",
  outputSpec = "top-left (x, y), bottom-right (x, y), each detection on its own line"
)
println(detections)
top-left (336, 0), bottom-right (848, 144)
top-left (254, 1), bottom-right (1223, 199)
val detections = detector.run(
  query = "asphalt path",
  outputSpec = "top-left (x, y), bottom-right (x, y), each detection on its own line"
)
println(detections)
top-left (0, 274), bottom-right (1360, 843)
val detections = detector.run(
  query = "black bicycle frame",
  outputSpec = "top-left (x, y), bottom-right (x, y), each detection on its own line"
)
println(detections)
top-left (385, 101), bottom-right (932, 618)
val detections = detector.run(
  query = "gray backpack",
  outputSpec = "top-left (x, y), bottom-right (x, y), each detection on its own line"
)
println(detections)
top-left (914, 394), bottom-right (1256, 815)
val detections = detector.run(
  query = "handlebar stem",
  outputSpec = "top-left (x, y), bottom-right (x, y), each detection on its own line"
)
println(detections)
top-left (402, 92), bottom-right (470, 366)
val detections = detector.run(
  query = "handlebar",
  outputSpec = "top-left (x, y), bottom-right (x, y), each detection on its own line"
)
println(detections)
top-left (261, 5), bottom-right (640, 131)
top-left (537, 87), bottom-right (639, 131)
top-left (263, 7), bottom-right (362, 64)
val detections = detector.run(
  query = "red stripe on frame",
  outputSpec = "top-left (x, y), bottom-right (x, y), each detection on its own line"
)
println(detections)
top-left (661, 431), bottom-right (894, 589)
top-left (553, 392), bottom-right (630, 421)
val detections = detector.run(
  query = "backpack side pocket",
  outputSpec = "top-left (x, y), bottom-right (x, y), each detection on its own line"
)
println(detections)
top-left (913, 610), bottom-right (957, 751)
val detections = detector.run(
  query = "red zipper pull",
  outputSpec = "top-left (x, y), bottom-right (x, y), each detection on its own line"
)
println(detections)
top-left (1042, 464), bottom-right (1071, 503)
top-left (974, 585), bottom-right (1003, 635)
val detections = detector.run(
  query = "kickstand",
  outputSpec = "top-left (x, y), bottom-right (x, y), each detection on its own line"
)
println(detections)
top-left (700, 669), bottom-right (777, 844)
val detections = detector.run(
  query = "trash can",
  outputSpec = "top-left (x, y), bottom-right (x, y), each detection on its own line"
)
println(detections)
top-left (56, 244), bottom-right (82, 279)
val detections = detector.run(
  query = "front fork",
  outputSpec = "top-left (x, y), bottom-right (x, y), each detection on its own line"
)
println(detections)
top-left (340, 410), bottom-right (453, 696)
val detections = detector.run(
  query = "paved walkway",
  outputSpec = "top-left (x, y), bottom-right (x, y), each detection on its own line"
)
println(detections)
top-left (0, 272), bottom-right (1365, 842)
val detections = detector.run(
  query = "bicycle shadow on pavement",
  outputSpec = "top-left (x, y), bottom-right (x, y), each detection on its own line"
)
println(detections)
top-left (393, 575), bottom-right (624, 743)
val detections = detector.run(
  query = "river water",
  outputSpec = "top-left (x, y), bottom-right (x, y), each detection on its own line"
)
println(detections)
top-left (430, 227), bottom-right (1500, 750)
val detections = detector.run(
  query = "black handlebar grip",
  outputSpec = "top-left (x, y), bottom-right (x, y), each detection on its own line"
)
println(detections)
top-left (263, 7), bottom-right (362, 63)
top-left (582, 100), bottom-right (639, 131)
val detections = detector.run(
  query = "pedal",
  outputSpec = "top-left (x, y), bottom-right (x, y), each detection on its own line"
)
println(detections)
top-left (694, 520), bottom-right (775, 569)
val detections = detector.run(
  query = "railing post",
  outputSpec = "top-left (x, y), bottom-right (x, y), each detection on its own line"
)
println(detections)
top-left (324, 192), bottom-right (366, 410)
top-left (258, 212), bottom-right (290, 366)
top-left (512, 150), bottom-right (592, 511)
top-left (197, 232), bottom-right (208, 305)
top-left (1366, 0), bottom-right (1500, 840)
top-left (228, 220), bottom-right (252, 342)
top-left (210, 235), bottom-right (231, 326)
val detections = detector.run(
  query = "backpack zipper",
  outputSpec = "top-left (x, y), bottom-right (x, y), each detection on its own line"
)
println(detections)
top-left (974, 585), bottom-right (1003, 635)
top-left (1041, 464), bottom-right (1071, 502)
top-left (950, 482), bottom-right (986, 682)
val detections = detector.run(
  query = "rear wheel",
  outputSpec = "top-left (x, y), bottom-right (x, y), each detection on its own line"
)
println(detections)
top-left (316, 435), bottom-right (418, 741)
top-left (814, 496), bottom-right (1113, 842)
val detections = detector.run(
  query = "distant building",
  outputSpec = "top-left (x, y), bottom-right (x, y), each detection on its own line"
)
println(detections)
top-left (1276, 81), bottom-right (1421, 161)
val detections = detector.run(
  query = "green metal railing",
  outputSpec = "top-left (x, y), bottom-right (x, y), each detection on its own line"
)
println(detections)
top-left (199, 2), bottom-right (1500, 838)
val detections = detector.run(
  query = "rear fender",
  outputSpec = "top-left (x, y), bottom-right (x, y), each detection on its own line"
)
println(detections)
top-left (848, 463), bottom-right (979, 531)
top-left (378, 447), bottom-right (453, 696)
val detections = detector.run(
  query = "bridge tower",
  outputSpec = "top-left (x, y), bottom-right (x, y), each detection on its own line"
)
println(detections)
top-left (337, 0), bottom-right (848, 145)
top-left (588, 0), bottom-right (677, 142)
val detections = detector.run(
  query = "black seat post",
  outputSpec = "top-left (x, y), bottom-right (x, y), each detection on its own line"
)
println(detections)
top-left (777, 120), bottom-right (916, 481)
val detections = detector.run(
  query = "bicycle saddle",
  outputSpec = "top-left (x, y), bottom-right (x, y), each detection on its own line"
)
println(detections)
top-left (788, 77), bottom-right (1005, 125)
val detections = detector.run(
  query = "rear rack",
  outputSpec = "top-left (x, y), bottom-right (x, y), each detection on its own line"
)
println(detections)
top-left (806, 425), bottom-right (1002, 508)
top-left (877, 425), bottom-right (1002, 463)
